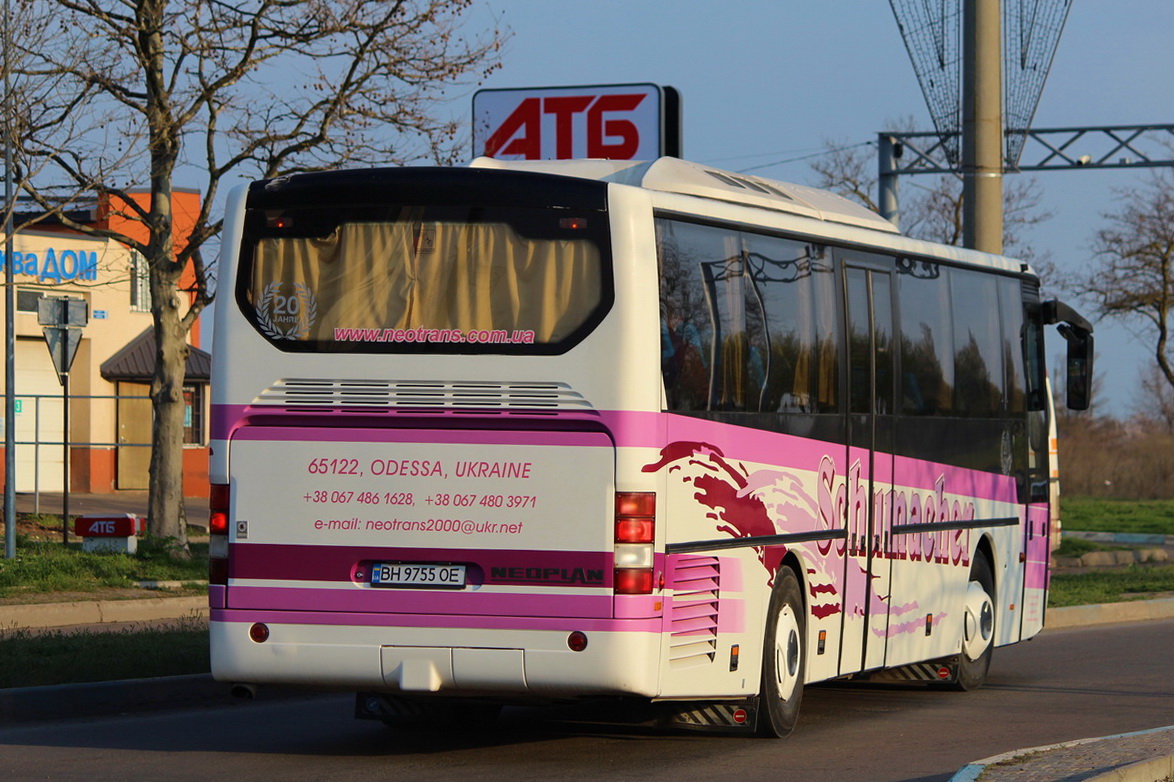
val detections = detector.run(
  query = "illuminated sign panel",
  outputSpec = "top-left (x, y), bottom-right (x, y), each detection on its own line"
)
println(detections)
top-left (473, 83), bottom-right (681, 161)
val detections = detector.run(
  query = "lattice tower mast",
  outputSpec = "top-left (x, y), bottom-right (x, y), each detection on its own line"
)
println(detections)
top-left (889, 0), bottom-right (1071, 170)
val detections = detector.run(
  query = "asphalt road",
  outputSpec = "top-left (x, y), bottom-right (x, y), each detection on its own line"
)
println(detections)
top-left (1, 619), bottom-right (1172, 782)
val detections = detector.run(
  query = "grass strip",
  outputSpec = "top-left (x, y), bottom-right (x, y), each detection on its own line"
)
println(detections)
top-left (0, 539), bottom-right (208, 597)
top-left (1051, 537), bottom-right (1131, 558)
top-left (0, 617), bottom-right (209, 688)
top-left (1048, 565), bottom-right (1174, 608)
top-left (1061, 497), bottom-right (1174, 535)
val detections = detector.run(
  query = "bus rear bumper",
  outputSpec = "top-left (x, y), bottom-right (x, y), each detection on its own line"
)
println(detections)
top-left (209, 612), bottom-right (664, 699)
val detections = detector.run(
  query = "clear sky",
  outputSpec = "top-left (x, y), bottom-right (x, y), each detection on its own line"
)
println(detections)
top-left (455, 1), bottom-right (1174, 417)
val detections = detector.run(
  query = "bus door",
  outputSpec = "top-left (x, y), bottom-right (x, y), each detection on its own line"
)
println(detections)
top-left (842, 263), bottom-right (896, 674)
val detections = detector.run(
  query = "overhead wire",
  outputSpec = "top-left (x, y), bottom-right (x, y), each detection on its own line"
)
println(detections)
top-left (727, 140), bottom-right (877, 175)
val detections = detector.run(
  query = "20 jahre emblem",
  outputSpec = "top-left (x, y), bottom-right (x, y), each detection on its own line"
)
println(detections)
top-left (256, 282), bottom-right (317, 340)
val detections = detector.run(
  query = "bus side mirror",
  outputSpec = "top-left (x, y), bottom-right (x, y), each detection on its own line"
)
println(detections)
top-left (1057, 323), bottom-right (1093, 411)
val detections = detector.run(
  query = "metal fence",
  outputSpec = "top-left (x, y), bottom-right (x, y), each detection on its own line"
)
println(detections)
top-left (7, 392), bottom-right (151, 513)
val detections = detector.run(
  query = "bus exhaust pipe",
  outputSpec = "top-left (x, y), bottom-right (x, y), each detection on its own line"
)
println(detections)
top-left (230, 683), bottom-right (258, 700)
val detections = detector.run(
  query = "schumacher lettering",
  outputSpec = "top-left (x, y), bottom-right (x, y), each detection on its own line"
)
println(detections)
top-left (817, 455), bottom-right (973, 566)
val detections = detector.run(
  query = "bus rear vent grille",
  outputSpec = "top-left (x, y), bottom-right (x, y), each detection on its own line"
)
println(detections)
top-left (250, 379), bottom-right (596, 414)
top-left (667, 555), bottom-right (720, 670)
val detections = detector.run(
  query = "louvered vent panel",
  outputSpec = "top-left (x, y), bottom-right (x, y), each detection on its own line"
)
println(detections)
top-left (250, 379), bottom-right (596, 414)
top-left (668, 555), bottom-right (720, 670)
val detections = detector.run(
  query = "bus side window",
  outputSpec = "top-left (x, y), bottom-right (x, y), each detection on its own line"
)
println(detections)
top-left (896, 260), bottom-right (954, 416)
top-left (657, 219), bottom-right (716, 411)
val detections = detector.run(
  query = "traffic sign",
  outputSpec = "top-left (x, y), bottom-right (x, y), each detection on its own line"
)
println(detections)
top-left (42, 326), bottom-right (83, 380)
top-left (37, 295), bottom-right (88, 326)
top-left (38, 295), bottom-right (88, 383)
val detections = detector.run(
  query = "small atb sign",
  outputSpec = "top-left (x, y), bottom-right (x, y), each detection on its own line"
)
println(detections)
top-left (75, 514), bottom-right (145, 554)
top-left (473, 83), bottom-right (681, 161)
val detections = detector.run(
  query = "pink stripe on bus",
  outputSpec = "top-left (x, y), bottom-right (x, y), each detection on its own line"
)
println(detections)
top-left (226, 585), bottom-right (616, 619)
top-left (210, 607), bottom-right (664, 634)
top-left (231, 424), bottom-right (613, 448)
top-left (229, 542), bottom-right (615, 587)
top-left (212, 405), bottom-right (1019, 504)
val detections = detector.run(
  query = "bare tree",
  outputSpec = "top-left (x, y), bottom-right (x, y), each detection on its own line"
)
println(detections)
top-left (13, 0), bottom-right (505, 551)
top-left (1132, 364), bottom-right (1174, 435)
top-left (809, 135), bottom-right (1052, 263)
top-left (1073, 171), bottom-right (1174, 399)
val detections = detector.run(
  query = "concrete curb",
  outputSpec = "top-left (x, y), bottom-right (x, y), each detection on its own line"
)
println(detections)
top-left (1088, 754), bottom-right (1174, 782)
top-left (0, 596), bottom-right (208, 631)
top-left (1046, 597), bottom-right (1174, 629)
top-left (950, 725), bottom-right (1174, 782)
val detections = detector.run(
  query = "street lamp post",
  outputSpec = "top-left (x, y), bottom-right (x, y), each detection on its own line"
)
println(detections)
top-left (3, 0), bottom-right (17, 560)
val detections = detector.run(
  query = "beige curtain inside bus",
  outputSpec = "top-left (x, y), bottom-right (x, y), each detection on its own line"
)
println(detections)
top-left (250, 221), bottom-right (602, 343)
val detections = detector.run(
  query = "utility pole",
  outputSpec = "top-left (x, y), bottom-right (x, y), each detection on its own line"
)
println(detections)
top-left (962, 0), bottom-right (1004, 253)
top-left (3, 0), bottom-right (16, 560)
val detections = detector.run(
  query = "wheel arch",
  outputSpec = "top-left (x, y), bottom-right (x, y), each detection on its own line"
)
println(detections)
top-left (778, 550), bottom-right (809, 614)
top-left (973, 534), bottom-right (997, 594)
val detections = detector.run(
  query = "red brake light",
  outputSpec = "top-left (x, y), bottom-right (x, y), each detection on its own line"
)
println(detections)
top-left (615, 492), bottom-right (655, 543)
top-left (209, 483), bottom-right (229, 535)
top-left (614, 568), bottom-right (655, 595)
top-left (209, 483), bottom-right (230, 586)
top-left (615, 518), bottom-right (654, 543)
top-left (614, 492), bottom-right (656, 595)
top-left (616, 492), bottom-right (655, 518)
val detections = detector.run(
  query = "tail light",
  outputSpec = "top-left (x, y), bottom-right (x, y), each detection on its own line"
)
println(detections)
top-left (209, 483), bottom-right (230, 585)
top-left (614, 492), bottom-right (655, 594)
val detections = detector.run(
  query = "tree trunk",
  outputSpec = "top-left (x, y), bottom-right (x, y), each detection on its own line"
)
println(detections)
top-left (140, 0), bottom-right (189, 553)
top-left (147, 269), bottom-right (190, 548)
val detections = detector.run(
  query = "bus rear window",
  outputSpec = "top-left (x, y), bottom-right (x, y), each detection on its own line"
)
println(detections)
top-left (237, 205), bottom-right (611, 354)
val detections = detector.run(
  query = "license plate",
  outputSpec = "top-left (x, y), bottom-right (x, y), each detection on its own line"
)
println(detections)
top-left (370, 562), bottom-right (466, 589)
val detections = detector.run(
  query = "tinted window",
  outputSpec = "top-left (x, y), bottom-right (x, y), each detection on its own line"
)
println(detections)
top-left (745, 233), bottom-right (838, 414)
top-left (657, 219), bottom-right (838, 413)
top-left (999, 276), bottom-right (1027, 414)
top-left (897, 259), bottom-right (954, 415)
top-left (238, 205), bottom-right (611, 354)
top-left (951, 268), bottom-right (1004, 416)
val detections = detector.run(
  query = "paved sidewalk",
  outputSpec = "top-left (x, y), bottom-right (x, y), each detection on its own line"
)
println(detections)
top-left (952, 725), bottom-right (1174, 782)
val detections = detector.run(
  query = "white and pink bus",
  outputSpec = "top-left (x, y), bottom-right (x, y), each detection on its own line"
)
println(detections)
top-left (209, 157), bottom-right (1093, 736)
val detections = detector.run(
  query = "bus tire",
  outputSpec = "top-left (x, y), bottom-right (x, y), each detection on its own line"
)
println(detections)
top-left (954, 551), bottom-right (995, 691)
top-left (758, 566), bottom-right (805, 738)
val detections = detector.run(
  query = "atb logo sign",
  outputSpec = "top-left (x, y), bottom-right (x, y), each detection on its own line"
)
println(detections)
top-left (473, 83), bottom-right (680, 161)
top-left (256, 282), bottom-right (317, 340)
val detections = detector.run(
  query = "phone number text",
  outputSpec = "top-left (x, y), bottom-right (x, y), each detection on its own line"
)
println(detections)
top-left (302, 490), bottom-right (536, 509)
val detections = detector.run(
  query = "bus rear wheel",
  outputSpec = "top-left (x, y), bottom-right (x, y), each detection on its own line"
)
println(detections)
top-left (758, 566), bottom-right (805, 738)
top-left (954, 551), bottom-right (995, 691)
